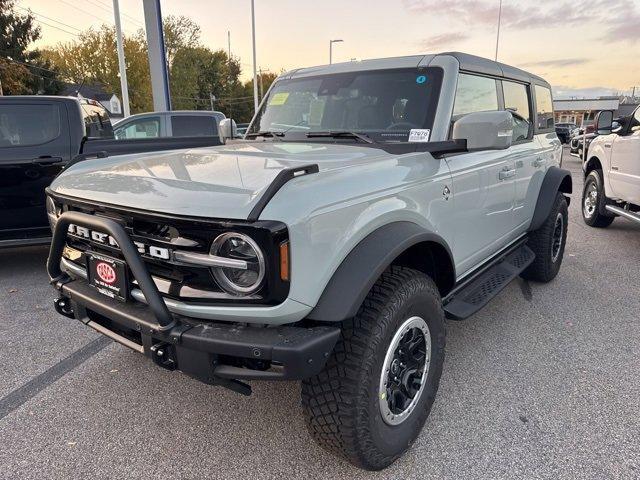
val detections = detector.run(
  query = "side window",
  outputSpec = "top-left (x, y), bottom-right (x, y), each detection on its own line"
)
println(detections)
top-left (0, 104), bottom-right (61, 147)
top-left (502, 81), bottom-right (532, 142)
top-left (115, 117), bottom-right (160, 140)
top-left (170, 115), bottom-right (217, 137)
top-left (633, 108), bottom-right (640, 129)
top-left (453, 73), bottom-right (499, 117)
top-left (534, 85), bottom-right (554, 131)
top-left (82, 104), bottom-right (114, 139)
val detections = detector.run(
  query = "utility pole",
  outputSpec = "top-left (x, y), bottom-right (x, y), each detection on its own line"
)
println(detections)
top-left (329, 39), bottom-right (343, 64)
top-left (250, 0), bottom-right (259, 113)
top-left (209, 93), bottom-right (216, 111)
top-left (113, 0), bottom-right (130, 117)
top-left (227, 31), bottom-right (232, 119)
top-left (258, 68), bottom-right (265, 100)
top-left (495, 0), bottom-right (502, 61)
top-left (142, 0), bottom-right (171, 111)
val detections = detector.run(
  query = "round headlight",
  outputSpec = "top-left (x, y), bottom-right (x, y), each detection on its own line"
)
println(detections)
top-left (210, 232), bottom-right (265, 295)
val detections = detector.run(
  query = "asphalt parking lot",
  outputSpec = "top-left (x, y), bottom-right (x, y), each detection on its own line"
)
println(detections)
top-left (1, 150), bottom-right (639, 479)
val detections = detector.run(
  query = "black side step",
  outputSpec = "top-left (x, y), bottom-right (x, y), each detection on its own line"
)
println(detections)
top-left (443, 244), bottom-right (535, 320)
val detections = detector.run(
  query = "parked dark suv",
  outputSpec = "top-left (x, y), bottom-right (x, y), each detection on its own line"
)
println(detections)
top-left (555, 122), bottom-right (577, 143)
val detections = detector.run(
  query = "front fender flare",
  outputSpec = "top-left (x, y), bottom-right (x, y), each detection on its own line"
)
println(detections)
top-left (306, 222), bottom-right (454, 322)
top-left (529, 166), bottom-right (572, 231)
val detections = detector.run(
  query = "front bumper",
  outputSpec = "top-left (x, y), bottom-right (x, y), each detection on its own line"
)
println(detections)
top-left (48, 211), bottom-right (339, 394)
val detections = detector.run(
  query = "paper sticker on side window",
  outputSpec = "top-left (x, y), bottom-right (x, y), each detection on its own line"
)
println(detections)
top-left (408, 129), bottom-right (430, 143)
top-left (269, 92), bottom-right (290, 106)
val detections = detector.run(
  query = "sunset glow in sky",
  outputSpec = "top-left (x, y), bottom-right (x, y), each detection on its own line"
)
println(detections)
top-left (21, 0), bottom-right (640, 99)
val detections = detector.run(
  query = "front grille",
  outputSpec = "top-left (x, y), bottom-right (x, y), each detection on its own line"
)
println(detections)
top-left (56, 196), bottom-right (290, 306)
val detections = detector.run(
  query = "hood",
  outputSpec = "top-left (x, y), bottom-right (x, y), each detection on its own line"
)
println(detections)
top-left (51, 141), bottom-right (391, 220)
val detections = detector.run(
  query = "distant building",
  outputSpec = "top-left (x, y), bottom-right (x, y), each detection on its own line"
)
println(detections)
top-left (60, 83), bottom-right (123, 119)
top-left (553, 97), bottom-right (619, 126)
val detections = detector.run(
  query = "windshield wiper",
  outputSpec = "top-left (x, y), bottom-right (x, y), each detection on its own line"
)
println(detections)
top-left (245, 130), bottom-right (285, 140)
top-left (306, 131), bottom-right (375, 144)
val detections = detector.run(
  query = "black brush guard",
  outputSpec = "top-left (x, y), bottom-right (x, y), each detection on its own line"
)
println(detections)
top-left (48, 211), bottom-right (340, 395)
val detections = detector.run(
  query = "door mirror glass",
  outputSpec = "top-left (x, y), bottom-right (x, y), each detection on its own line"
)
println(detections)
top-left (595, 110), bottom-right (613, 134)
top-left (218, 118), bottom-right (237, 143)
top-left (452, 110), bottom-right (513, 151)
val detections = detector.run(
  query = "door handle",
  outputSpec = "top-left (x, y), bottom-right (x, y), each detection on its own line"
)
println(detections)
top-left (499, 167), bottom-right (516, 180)
top-left (604, 144), bottom-right (612, 148)
top-left (32, 156), bottom-right (63, 166)
top-left (533, 157), bottom-right (547, 168)
top-left (611, 166), bottom-right (619, 171)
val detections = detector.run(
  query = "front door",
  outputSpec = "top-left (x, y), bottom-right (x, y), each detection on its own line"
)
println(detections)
top-left (0, 101), bottom-right (70, 240)
top-left (609, 107), bottom-right (640, 204)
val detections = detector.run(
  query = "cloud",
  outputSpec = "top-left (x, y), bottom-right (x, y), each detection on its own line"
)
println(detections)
top-left (418, 32), bottom-right (469, 50)
top-left (519, 58), bottom-right (591, 68)
top-left (552, 85), bottom-right (621, 100)
top-left (403, 0), bottom-right (639, 43)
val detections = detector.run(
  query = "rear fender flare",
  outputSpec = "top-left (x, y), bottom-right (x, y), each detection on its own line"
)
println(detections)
top-left (529, 166), bottom-right (572, 231)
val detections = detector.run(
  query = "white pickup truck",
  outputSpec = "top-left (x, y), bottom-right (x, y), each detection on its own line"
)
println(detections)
top-left (582, 106), bottom-right (640, 227)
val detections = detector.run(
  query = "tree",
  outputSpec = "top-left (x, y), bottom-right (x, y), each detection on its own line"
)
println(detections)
top-left (42, 25), bottom-right (153, 112)
top-left (163, 15), bottom-right (201, 68)
top-left (0, 0), bottom-right (62, 94)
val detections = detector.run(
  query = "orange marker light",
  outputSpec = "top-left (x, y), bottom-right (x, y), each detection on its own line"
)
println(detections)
top-left (279, 241), bottom-right (290, 281)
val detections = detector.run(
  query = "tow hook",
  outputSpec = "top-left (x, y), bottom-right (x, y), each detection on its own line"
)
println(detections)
top-left (54, 296), bottom-right (75, 319)
top-left (150, 342), bottom-right (177, 370)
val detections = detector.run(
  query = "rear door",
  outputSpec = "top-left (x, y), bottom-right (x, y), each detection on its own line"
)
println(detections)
top-left (610, 107), bottom-right (640, 204)
top-left (0, 100), bottom-right (70, 237)
top-left (501, 79), bottom-right (544, 233)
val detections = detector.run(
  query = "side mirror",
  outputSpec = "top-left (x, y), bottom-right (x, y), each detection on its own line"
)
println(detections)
top-left (218, 118), bottom-right (237, 144)
top-left (595, 110), bottom-right (613, 135)
top-left (452, 110), bottom-right (513, 152)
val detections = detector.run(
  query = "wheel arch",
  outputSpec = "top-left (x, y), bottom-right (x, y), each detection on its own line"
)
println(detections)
top-left (306, 221), bottom-right (455, 323)
top-left (529, 166), bottom-right (573, 232)
top-left (584, 156), bottom-right (602, 176)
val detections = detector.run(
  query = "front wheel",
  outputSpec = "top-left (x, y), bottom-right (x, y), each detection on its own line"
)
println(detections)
top-left (301, 266), bottom-right (445, 470)
top-left (522, 193), bottom-right (568, 282)
top-left (582, 170), bottom-right (615, 228)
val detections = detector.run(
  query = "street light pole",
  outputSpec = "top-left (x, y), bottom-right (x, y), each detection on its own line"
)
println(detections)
top-left (329, 39), bottom-right (343, 65)
top-left (494, 0), bottom-right (502, 61)
top-left (113, 0), bottom-right (130, 117)
top-left (251, 0), bottom-right (259, 113)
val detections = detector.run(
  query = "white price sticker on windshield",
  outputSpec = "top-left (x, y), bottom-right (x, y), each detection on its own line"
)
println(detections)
top-left (408, 129), bottom-right (431, 143)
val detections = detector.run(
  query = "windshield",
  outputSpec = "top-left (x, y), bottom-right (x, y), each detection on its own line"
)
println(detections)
top-left (247, 67), bottom-right (443, 143)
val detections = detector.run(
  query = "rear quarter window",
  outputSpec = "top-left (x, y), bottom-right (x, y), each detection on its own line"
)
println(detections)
top-left (534, 85), bottom-right (555, 132)
top-left (0, 103), bottom-right (61, 147)
top-left (82, 104), bottom-right (114, 139)
top-left (170, 115), bottom-right (217, 137)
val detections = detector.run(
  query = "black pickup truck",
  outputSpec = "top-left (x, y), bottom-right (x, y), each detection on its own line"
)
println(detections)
top-left (0, 96), bottom-right (223, 247)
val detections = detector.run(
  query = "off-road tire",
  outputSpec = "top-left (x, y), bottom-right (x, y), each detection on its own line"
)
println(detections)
top-left (301, 266), bottom-right (445, 470)
top-left (582, 170), bottom-right (615, 228)
top-left (522, 193), bottom-right (568, 282)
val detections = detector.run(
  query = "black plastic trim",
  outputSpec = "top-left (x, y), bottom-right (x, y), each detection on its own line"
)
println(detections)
top-left (529, 166), bottom-right (572, 231)
top-left (247, 164), bottom-right (319, 221)
top-left (307, 221), bottom-right (455, 322)
top-left (48, 211), bottom-right (175, 329)
top-left (56, 279), bottom-right (340, 381)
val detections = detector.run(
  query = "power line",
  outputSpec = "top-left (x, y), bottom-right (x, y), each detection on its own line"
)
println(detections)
top-left (15, 6), bottom-right (82, 33)
top-left (92, 0), bottom-right (144, 26)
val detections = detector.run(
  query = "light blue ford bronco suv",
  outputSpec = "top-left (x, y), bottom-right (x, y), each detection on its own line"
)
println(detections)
top-left (46, 52), bottom-right (571, 470)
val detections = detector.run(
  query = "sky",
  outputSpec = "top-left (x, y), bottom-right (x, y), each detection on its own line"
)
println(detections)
top-left (19, 0), bottom-right (640, 99)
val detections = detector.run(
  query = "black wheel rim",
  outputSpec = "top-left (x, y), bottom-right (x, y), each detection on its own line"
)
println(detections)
top-left (551, 212), bottom-right (564, 262)
top-left (379, 316), bottom-right (430, 425)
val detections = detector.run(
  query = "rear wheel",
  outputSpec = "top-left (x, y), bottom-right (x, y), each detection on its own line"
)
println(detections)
top-left (582, 170), bottom-right (615, 228)
top-left (522, 193), bottom-right (568, 282)
top-left (301, 266), bottom-right (445, 470)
